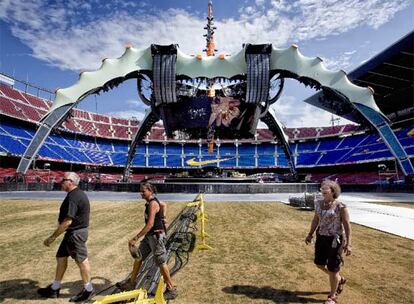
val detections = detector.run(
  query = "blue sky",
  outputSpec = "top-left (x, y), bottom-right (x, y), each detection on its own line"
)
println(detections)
top-left (1, 0), bottom-right (413, 127)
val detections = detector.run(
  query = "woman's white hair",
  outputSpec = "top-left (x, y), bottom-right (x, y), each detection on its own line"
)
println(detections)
top-left (321, 179), bottom-right (341, 199)
top-left (65, 172), bottom-right (80, 186)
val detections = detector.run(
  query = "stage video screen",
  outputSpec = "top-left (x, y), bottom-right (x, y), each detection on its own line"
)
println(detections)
top-left (159, 96), bottom-right (259, 139)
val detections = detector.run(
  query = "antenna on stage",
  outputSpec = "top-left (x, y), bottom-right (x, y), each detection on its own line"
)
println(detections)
top-left (203, 0), bottom-right (217, 57)
top-left (203, 1), bottom-right (219, 153)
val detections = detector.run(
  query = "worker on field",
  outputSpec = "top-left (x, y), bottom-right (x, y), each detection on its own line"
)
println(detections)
top-left (117, 182), bottom-right (177, 300)
top-left (37, 172), bottom-right (94, 302)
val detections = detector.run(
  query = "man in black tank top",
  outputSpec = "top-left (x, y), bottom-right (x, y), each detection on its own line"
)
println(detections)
top-left (118, 183), bottom-right (177, 300)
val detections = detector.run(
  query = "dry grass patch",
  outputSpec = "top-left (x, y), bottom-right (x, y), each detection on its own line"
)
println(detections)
top-left (0, 199), bottom-right (413, 304)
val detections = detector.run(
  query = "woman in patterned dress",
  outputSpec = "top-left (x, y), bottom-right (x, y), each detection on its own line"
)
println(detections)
top-left (305, 180), bottom-right (352, 304)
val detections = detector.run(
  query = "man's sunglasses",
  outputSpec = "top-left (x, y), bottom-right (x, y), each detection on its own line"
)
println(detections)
top-left (62, 178), bottom-right (72, 183)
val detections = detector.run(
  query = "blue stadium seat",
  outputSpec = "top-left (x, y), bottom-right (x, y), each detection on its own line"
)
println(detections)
top-left (167, 144), bottom-right (183, 155)
top-left (97, 141), bottom-right (114, 152)
top-left (405, 146), bottom-right (414, 155)
top-left (148, 143), bottom-right (164, 154)
top-left (0, 135), bottom-right (27, 155)
top-left (276, 154), bottom-right (288, 167)
top-left (296, 141), bottom-right (318, 152)
top-left (297, 152), bottom-right (321, 166)
top-left (317, 139), bottom-right (340, 151)
top-left (38, 145), bottom-right (62, 160)
top-left (183, 144), bottom-right (198, 155)
top-left (82, 138), bottom-right (98, 151)
top-left (167, 155), bottom-right (182, 167)
top-left (219, 144), bottom-right (236, 156)
top-left (64, 137), bottom-right (84, 148)
top-left (219, 157), bottom-right (237, 168)
top-left (1, 116), bottom-right (412, 170)
top-left (132, 154), bottom-right (146, 166)
top-left (258, 155), bottom-right (275, 167)
top-left (318, 149), bottom-right (351, 165)
top-left (111, 152), bottom-right (127, 165)
top-left (343, 153), bottom-right (371, 163)
top-left (148, 155), bottom-right (164, 167)
top-left (239, 144), bottom-right (256, 155)
top-left (49, 134), bottom-right (69, 146)
top-left (45, 144), bottom-right (79, 162)
top-left (63, 147), bottom-right (92, 163)
top-left (88, 150), bottom-right (111, 164)
top-left (238, 155), bottom-right (255, 167)
top-left (368, 150), bottom-right (393, 159)
top-left (359, 134), bottom-right (379, 146)
top-left (399, 137), bottom-right (414, 147)
top-left (0, 122), bottom-right (33, 139)
top-left (336, 134), bottom-right (366, 149)
top-left (113, 141), bottom-right (129, 152)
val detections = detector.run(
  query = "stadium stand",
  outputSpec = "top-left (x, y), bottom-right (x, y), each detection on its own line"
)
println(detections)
top-left (0, 84), bottom-right (27, 102)
top-left (21, 92), bottom-right (50, 109)
top-left (0, 81), bottom-right (413, 184)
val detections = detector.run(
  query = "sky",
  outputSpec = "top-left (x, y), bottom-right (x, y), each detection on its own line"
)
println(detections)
top-left (0, 0), bottom-right (413, 128)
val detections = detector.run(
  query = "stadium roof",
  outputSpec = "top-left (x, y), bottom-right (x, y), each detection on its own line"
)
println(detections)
top-left (304, 31), bottom-right (414, 123)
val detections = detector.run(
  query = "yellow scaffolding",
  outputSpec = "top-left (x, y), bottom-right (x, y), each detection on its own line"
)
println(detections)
top-left (187, 192), bottom-right (213, 250)
top-left (92, 277), bottom-right (166, 304)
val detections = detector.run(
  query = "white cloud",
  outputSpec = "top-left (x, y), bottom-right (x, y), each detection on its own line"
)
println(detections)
top-left (0, 0), bottom-right (408, 127)
top-left (125, 99), bottom-right (139, 107)
top-left (1, 0), bottom-right (409, 71)
top-left (270, 0), bottom-right (294, 12)
top-left (320, 51), bottom-right (356, 71)
top-left (267, 95), bottom-right (355, 128)
top-left (108, 110), bottom-right (146, 121)
top-left (125, 98), bottom-right (149, 110)
top-left (245, 6), bottom-right (255, 14)
top-left (291, 0), bottom-right (410, 41)
top-left (344, 50), bottom-right (356, 56)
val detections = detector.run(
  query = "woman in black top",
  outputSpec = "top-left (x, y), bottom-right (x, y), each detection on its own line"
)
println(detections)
top-left (119, 182), bottom-right (177, 300)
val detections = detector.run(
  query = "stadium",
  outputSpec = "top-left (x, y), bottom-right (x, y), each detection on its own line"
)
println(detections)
top-left (0, 1), bottom-right (413, 304)
top-left (1, 33), bottom-right (413, 190)
top-left (1, 33), bottom-right (413, 189)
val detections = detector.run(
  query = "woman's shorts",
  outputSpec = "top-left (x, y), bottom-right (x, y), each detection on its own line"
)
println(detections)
top-left (131, 232), bottom-right (167, 266)
top-left (314, 234), bottom-right (343, 272)
top-left (56, 228), bottom-right (88, 263)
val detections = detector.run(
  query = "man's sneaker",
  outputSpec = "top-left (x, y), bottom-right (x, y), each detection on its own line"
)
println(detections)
top-left (115, 280), bottom-right (135, 291)
top-left (69, 288), bottom-right (95, 302)
top-left (37, 284), bottom-right (60, 298)
top-left (164, 286), bottom-right (177, 300)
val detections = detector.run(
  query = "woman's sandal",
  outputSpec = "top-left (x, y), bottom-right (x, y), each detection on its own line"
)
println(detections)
top-left (336, 276), bottom-right (347, 294)
top-left (324, 295), bottom-right (338, 304)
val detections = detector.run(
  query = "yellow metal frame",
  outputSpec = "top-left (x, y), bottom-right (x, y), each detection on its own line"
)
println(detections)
top-left (187, 193), bottom-right (213, 250)
top-left (93, 277), bottom-right (166, 304)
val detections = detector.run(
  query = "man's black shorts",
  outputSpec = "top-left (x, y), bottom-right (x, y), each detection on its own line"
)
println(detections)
top-left (56, 228), bottom-right (88, 263)
top-left (314, 234), bottom-right (343, 272)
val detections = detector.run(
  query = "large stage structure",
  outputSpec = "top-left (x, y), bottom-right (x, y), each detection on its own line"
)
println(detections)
top-left (15, 2), bottom-right (414, 180)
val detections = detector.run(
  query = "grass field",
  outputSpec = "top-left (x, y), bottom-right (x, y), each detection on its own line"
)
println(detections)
top-left (0, 199), bottom-right (413, 304)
